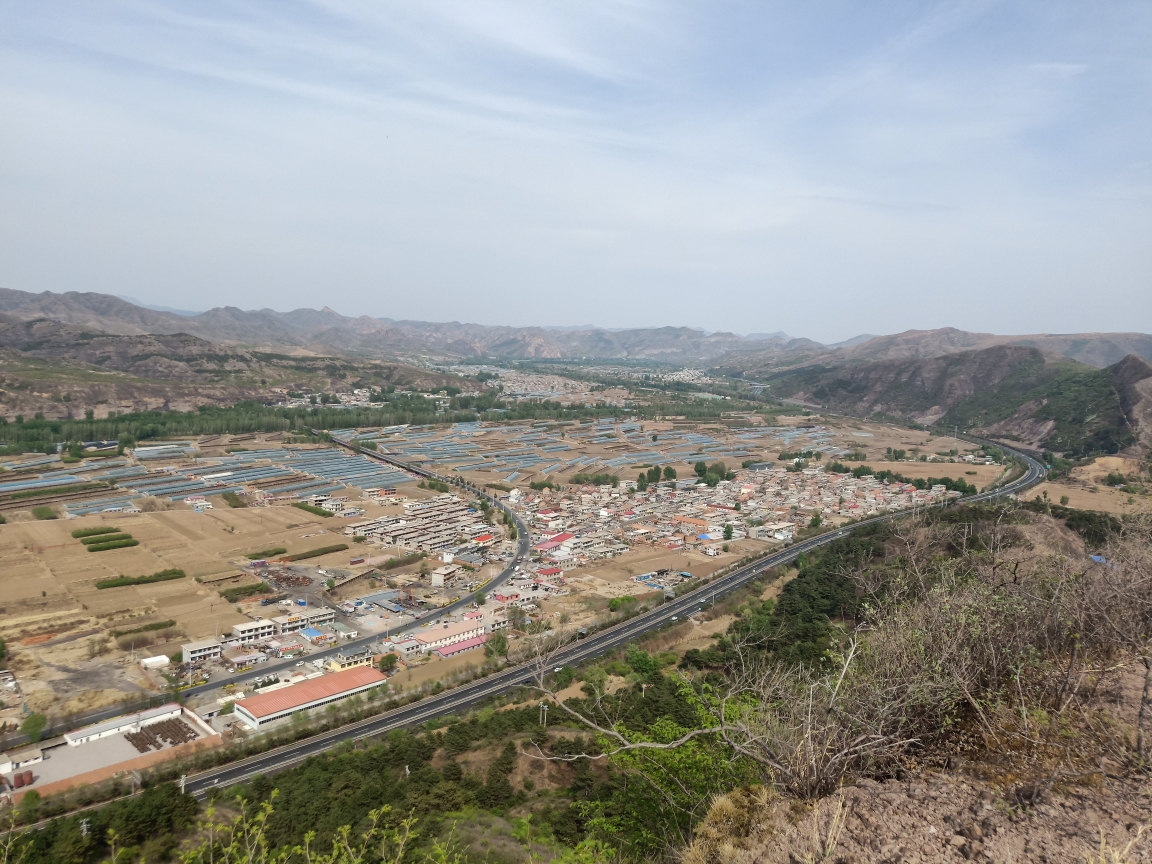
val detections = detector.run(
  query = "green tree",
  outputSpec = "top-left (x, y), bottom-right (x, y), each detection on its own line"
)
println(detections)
top-left (378, 653), bottom-right (399, 673)
top-left (554, 666), bottom-right (575, 690)
top-left (0, 636), bottom-right (6, 662)
top-left (809, 512), bottom-right (822, 529)
top-left (21, 712), bottom-right (47, 742)
top-left (663, 466), bottom-right (677, 481)
top-left (326, 578), bottom-right (336, 591)
top-left (723, 524), bottom-right (734, 541)
top-left (481, 742), bottom-right (518, 807)
top-left (694, 461), bottom-right (708, 478)
top-left (486, 630), bottom-right (508, 657)
top-left (646, 466), bottom-right (661, 484)
top-left (18, 788), bottom-right (41, 824)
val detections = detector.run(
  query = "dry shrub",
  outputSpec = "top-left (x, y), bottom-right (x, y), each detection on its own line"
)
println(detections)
top-left (682, 787), bottom-right (849, 864)
top-left (717, 513), bottom-right (1151, 797)
top-left (838, 512), bottom-right (1152, 791)
top-left (116, 633), bottom-right (155, 651)
top-left (681, 786), bottom-right (782, 864)
top-left (545, 512), bottom-right (1152, 807)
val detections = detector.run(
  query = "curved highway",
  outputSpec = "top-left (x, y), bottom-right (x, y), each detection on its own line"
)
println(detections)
top-left (184, 436), bottom-right (1044, 797)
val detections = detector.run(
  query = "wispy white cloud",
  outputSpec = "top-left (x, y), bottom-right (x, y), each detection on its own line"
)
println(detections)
top-left (0, 1), bottom-right (1149, 341)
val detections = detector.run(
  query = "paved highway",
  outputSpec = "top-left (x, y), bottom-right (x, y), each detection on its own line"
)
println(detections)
top-left (11, 449), bottom-right (533, 749)
top-left (183, 436), bottom-right (1044, 798)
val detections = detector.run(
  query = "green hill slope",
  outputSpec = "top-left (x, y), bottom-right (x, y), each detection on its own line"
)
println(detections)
top-left (762, 346), bottom-right (1151, 456)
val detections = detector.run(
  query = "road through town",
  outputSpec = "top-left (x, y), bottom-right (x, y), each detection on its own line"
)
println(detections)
top-left (183, 437), bottom-right (1044, 798)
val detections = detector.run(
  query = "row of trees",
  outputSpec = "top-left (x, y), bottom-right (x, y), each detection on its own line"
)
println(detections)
top-left (635, 465), bottom-right (676, 491)
top-left (0, 396), bottom-right (779, 453)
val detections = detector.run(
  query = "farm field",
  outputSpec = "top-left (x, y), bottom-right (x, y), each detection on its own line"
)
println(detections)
top-left (0, 503), bottom-right (346, 719)
top-left (1024, 455), bottom-right (1152, 516)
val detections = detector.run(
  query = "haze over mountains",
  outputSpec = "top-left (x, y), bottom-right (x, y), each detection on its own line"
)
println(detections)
top-left (1, 285), bottom-right (1151, 458)
top-left (1, 286), bottom-right (1150, 368)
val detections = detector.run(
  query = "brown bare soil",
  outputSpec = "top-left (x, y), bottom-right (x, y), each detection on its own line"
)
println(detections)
top-left (1028, 481), bottom-right (1152, 516)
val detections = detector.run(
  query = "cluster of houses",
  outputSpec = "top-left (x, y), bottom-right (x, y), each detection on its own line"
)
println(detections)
top-left (510, 463), bottom-right (966, 566)
top-left (181, 606), bottom-right (343, 669)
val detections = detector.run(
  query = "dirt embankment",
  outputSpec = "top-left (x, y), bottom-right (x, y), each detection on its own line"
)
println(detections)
top-left (685, 773), bottom-right (1151, 864)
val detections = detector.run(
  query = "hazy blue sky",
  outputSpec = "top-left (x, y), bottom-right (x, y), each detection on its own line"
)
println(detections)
top-left (2, 2), bottom-right (1149, 342)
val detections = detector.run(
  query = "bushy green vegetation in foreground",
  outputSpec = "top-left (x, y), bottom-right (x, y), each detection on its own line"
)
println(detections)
top-left (13, 784), bottom-right (197, 864)
top-left (1022, 498), bottom-right (1121, 547)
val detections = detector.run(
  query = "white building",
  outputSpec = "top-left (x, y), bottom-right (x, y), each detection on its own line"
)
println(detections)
top-left (65, 704), bottom-right (183, 746)
top-left (182, 638), bottom-right (223, 664)
top-left (411, 621), bottom-right (485, 653)
top-left (232, 619), bottom-right (277, 643)
top-left (272, 608), bottom-right (336, 634)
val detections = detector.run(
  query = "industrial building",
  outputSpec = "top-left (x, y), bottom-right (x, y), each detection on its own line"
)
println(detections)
top-left (233, 667), bottom-right (386, 729)
top-left (65, 704), bottom-right (186, 746)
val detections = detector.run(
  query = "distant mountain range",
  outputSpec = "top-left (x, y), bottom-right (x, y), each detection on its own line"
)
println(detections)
top-left (3, 286), bottom-right (1148, 369)
top-left (1, 285), bottom-right (1150, 456)
top-left (0, 287), bottom-right (789, 363)
top-left (0, 312), bottom-right (476, 420)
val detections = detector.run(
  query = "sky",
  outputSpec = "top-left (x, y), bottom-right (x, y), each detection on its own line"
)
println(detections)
top-left (1, 2), bottom-right (1150, 343)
